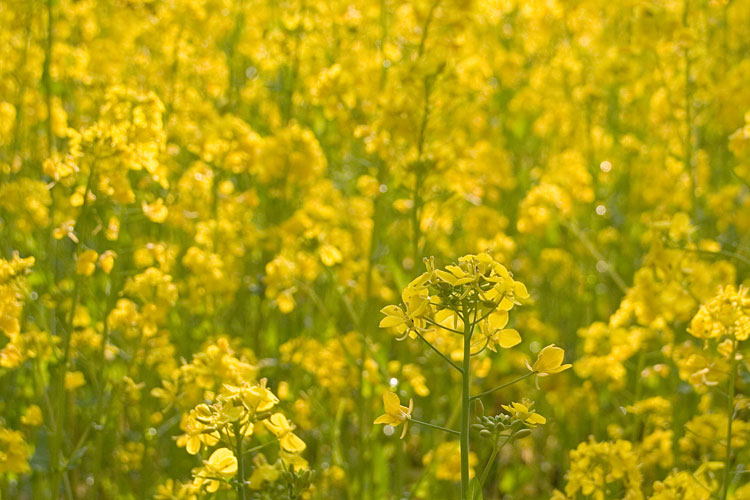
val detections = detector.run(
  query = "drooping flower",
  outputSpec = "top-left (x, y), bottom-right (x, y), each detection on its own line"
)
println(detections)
top-left (529, 345), bottom-right (572, 376)
top-left (374, 391), bottom-right (413, 438)
top-left (264, 413), bottom-right (306, 453)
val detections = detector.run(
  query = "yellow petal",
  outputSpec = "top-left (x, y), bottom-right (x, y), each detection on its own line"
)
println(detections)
top-left (380, 315), bottom-right (405, 328)
top-left (374, 414), bottom-right (400, 425)
top-left (186, 435), bottom-right (201, 455)
top-left (280, 433), bottom-right (307, 453)
top-left (513, 281), bottom-right (530, 300)
top-left (497, 329), bottom-right (521, 348)
top-left (533, 345), bottom-right (566, 373)
top-left (488, 311), bottom-right (509, 330)
top-left (382, 392), bottom-right (401, 416)
top-left (527, 413), bottom-right (546, 425)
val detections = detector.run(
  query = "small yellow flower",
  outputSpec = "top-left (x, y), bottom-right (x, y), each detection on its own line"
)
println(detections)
top-left (142, 198), bottom-right (168, 223)
top-left (379, 305), bottom-right (410, 334)
top-left (198, 447), bottom-right (237, 493)
top-left (318, 244), bottom-right (343, 266)
top-left (529, 344), bottom-right (572, 377)
top-left (65, 371), bottom-right (86, 391)
top-left (99, 250), bottom-right (117, 274)
top-left (225, 378), bottom-right (279, 413)
top-left (474, 310), bottom-right (522, 352)
top-left (374, 391), bottom-right (413, 438)
top-left (423, 441), bottom-right (478, 481)
top-left (264, 413), bottom-right (306, 453)
top-left (76, 249), bottom-right (98, 276)
top-left (248, 453), bottom-right (280, 490)
top-left (501, 401), bottom-right (547, 428)
top-left (21, 405), bottom-right (43, 426)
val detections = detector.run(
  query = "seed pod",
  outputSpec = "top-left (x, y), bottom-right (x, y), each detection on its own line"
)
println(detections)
top-left (255, 411), bottom-right (273, 421)
top-left (514, 428), bottom-right (532, 439)
top-left (474, 399), bottom-right (485, 418)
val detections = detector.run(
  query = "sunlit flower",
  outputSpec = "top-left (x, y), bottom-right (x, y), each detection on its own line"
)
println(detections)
top-left (374, 392), bottom-right (413, 439)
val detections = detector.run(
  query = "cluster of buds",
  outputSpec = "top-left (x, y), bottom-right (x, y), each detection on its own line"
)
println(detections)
top-left (472, 399), bottom-right (543, 444)
top-left (281, 464), bottom-right (315, 498)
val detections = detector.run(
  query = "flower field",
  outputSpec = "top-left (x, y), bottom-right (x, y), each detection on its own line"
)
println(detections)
top-left (1, 0), bottom-right (750, 499)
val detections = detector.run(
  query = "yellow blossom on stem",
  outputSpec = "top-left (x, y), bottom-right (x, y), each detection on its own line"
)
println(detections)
top-left (76, 249), bottom-right (98, 276)
top-left (374, 391), bottom-right (413, 439)
top-left (195, 447), bottom-right (237, 493)
top-left (264, 413), bottom-right (306, 453)
top-left (529, 345), bottom-right (572, 377)
top-left (501, 401), bottom-right (547, 428)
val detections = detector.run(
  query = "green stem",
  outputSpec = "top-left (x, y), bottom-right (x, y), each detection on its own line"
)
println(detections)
top-left (460, 302), bottom-right (473, 500)
top-left (470, 372), bottom-right (535, 401)
top-left (413, 329), bottom-right (463, 373)
top-left (720, 339), bottom-right (738, 500)
top-left (410, 418), bottom-right (459, 436)
top-left (423, 317), bottom-right (465, 336)
top-left (50, 161), bottom-right (97, 498)
top-left (234, 421), bottom-right (247, 500)
top-left (42, 0), bottom-right (55, 156)
top-left (473, 435), bottom-right (511, 500)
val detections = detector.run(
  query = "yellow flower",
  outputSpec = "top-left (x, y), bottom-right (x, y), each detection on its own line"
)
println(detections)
top-left (99, 250), bottom-right (117, 274)
top-left (194, 448), bottom-right (237, 493)
top-left (318, 244), bottom-right (343, 266)
top-left (374, 391), bottom-right (413, 439)
top-left (225, 378), bottom-right (279, 413)
top-left (263, 413), bottom-right (306, 453)
top-left (0, 426), bottom-right (30, 474)
top-left (206, 448), bottom-right (238, 476)
top-left (435, 265), bottom-right (474, 286)
top-left (474, 310), bottom-right (522, 352)
top-left (423, 441), bottom-right (478, 481)
top-left (76, 249), bottom-right (98, 276)
top-left (379, 304), bottom-right (410, 334)
top-left (279, 449), bottom-right (309, 471)
top-left (65, 371), bottom-right (86, 391)
top-left (142, 198), bottom-right (169, 223)
top-left (177, 406), bottom-right (220, 455)
top-left (248, 453), bottom-right (280, 490)
top-left (21, 405), bottom-right (43, 426)
top-left (529, 345), bottom-right (572, 376)
top-left (501, 401), bottom-right (547, 428)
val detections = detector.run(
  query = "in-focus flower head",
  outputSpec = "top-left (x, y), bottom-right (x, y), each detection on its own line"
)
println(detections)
top-left (528, 345), bottom-right (572, 387)
top-left (264, 413), bottom-right (306, 453)
top-left (501, 400), bottom-right (546, 428)
top-left (374, 391), bottom-right (413, 439)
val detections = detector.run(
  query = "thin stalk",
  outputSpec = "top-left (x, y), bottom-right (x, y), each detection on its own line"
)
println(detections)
top-left (473, 435), bottom-right (511, 500)
top-left (234, 421), bottom-right (247, 500)
top-left (424, 317), bottom-right (464, 335)
top-left (460, 302), bottom-right (473, 500)
top-left (413, 329), bottom-right (462, 373)
top-left (42, 0), bottom-right (55, 156)
top-left (410, 418), bottom-right (459, 436)
top-left (720, 339), bottom-right (738, 500)
top-left (683, 0), bottom-right (697, 215)
top-left (470, 372), bottom-right (535, 401)
top-left (50, 161), bottom-right (97, 497)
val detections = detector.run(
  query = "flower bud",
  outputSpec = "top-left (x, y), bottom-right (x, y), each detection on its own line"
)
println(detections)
top-left (514, 428), bottom-right (532, 439)
top-left (474, 399), bottom-right (485, 418)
